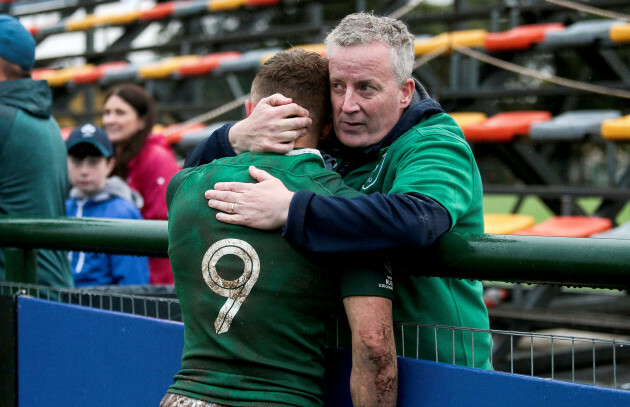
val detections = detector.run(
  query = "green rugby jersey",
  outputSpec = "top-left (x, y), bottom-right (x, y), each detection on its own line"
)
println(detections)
top-left (339, 112), bottom-right (492, 369)
top-left (166, 149), bottom-right (392, 406)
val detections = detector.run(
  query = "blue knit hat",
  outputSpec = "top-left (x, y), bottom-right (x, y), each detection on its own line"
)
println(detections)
top-left (0, 15), bottom-right (35, 71)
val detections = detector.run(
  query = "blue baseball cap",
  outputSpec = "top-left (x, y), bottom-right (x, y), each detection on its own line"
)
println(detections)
top-left (0, 15), bottom-right (35, 71)
top-left (66, 124), bottom-right (114, 158)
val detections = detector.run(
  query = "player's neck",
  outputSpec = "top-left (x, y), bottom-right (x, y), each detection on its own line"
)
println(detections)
top-left (293, 133), bottom-right (319, 150)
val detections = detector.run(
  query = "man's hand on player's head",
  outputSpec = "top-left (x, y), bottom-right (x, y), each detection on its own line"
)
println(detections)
top-left (229, 94), bottom-right (312, 155)
top-left (205, 166), bottom-right (294, 230)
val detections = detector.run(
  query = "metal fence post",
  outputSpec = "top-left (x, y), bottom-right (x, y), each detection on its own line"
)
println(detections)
top-left (5, 247), bottom-right (38, 284)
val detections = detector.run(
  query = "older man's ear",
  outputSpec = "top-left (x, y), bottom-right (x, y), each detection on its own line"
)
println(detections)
top-left (399, 77), bottom-right (415, 109)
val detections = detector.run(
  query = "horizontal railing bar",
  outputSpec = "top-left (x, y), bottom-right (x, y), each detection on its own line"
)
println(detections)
top-left (488, 306), bottom-right (630, 335)
top-left (0, 216), bottom-right (167, 257)
top-left (1, 216), bottom-right (629, 289)
top-left (429, 233), bottom-right (630, 290)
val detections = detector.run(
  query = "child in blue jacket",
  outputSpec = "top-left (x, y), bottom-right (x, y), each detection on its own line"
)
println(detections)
top-left (65, 123), bottom-right (149, 287)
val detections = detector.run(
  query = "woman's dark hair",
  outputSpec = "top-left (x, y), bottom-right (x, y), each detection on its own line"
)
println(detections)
top-left (103, 83), bottom-right (156, 178)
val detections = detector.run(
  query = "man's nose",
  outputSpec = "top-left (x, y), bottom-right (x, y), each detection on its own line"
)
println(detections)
top-left (340, 89), bottom-right (360, 114)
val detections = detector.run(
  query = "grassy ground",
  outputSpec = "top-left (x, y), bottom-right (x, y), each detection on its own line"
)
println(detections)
top-left (483, 195), bottom-right (630, 226)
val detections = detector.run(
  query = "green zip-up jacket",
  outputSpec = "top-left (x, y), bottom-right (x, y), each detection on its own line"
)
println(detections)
top-left (0, 78), bottom-right (73, 288)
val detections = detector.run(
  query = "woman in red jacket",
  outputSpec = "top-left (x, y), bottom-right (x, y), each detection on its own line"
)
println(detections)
top-left (102, 83), bottom-right (180, 284)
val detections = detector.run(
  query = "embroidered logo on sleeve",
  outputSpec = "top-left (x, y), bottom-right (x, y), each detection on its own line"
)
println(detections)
top-left (379, 274), bottom-right (394, 291)
top-left (379, 260), bottom-right (393, 290)
top-left (361, 152), bottom-right (387, 191)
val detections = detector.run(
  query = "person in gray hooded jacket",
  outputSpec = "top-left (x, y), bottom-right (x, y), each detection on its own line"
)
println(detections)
top-left (0, 14), bottom-right (73, 288)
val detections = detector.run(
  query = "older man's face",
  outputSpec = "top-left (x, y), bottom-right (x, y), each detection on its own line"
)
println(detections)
top-left (329, 41), bottom-right (413, 149)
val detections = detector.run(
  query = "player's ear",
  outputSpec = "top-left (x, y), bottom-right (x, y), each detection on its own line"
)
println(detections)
top-left (319, 118), bottom-right (333, 141)
top-left (245, 100), bottom-right (254, 117)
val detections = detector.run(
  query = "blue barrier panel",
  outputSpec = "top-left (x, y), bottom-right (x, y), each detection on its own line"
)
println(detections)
top-left (17, 297), bottom-right (183, 407)
top-left (395, 357), bottom-right (630, 406)
top-left (17, 297), bottom-right (630, 406)
top-left (324, 347), bottom-right (630, 407)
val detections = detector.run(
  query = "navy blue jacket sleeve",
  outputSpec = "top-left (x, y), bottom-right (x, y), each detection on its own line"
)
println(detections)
top-left (283, 191), bottom-right (451, 253)
top-left (183, 122), bottom-right (237, 168)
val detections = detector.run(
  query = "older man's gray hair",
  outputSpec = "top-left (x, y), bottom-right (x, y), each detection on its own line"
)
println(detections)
top-left (324, 12), bottom-right (415, 85)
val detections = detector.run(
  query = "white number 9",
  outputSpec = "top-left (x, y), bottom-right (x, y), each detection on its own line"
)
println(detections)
top-left (201, 238), bottom-right (260, 334)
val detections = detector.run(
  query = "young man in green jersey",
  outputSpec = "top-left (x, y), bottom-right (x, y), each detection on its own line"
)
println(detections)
top-left (162, 49), bottom-right (396, 407)
top-left (200, 13), bottom-right (493, 370)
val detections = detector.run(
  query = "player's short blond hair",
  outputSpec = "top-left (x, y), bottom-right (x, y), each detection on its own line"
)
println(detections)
top-left (251, 49), bottom-right (331, 135)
